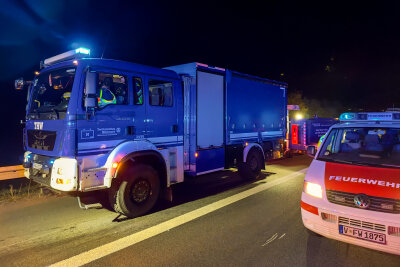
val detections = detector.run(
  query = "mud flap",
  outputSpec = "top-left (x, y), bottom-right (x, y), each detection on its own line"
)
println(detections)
top-left (160, 187), bottom-right (173, 202)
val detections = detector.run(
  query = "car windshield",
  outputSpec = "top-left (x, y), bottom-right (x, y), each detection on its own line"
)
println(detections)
top-left (29, 67), bottom-right (76, 119)
top-left (317, 127), bottom-right (400, 168)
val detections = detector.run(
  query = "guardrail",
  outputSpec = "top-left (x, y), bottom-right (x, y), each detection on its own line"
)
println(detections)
top-left (0, 165), bottom-right (24, 181)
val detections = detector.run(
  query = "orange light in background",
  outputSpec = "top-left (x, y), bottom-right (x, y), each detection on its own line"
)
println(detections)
top-left (34, 71), bottom-right (40, 75)
top-left (295, 113), bottom-right (303, 120)
top-left (245, 142), bottom-right (248, 146)
top-left (73, 60), bottom-right (78, 65)
top-left (112, 163), bottom-right (118, 169)
top-left (195, 152), bottom-right (198, 158)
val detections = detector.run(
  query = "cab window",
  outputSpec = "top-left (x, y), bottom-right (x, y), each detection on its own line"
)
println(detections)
top-left (96, 73), bottom-right (128, 108)
top-left (133, 77), bottom-right (143, 105)
top-left (149, 79), bottom-right (173, 106)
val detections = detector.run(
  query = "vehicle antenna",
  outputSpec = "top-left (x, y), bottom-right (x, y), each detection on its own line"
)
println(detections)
top-left (101, 29), bottom-right (112, 59)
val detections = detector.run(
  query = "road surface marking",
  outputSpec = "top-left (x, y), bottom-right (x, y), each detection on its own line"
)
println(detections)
top-left (262, 233), bottom-right (278, 246)
top-left (278, 233), bottom-right (286, 239)
top-left (50, 168), bottom-right (308, 267)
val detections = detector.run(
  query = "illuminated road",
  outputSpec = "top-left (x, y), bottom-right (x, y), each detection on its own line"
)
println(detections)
top-left (0, 156), bottom-right (399, 266)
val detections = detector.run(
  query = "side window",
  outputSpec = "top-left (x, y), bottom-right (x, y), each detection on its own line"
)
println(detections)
top-left (133, 77), bottom-right (143, 105)
top-left (320, 129), bottom-right (339, 155)
top-left (97, 73), bottom-right (128, 108)
top-left (149, 79), bottom-right (173, 106)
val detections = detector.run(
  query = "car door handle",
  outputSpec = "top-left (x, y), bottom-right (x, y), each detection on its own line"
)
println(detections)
top-left (127, 126), bottom-right (135, 135)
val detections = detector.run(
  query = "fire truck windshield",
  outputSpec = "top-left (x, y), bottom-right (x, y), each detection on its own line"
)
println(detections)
top-left (28, 67), bottom-right (76, 120)
top-left (317, 127), bottom-right (400, 168)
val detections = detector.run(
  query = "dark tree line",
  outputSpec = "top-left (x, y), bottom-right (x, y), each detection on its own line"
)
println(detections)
top-left (287, 91), bottom-right (345, 119)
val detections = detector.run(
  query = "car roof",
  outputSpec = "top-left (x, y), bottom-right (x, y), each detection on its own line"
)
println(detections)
top-left (332, 122), bottom-right (400, 128)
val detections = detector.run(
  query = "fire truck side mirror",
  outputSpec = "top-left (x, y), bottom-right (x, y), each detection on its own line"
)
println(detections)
top-left (84, 71), bottom-right (97, 109)
top-left (15, 77), bottom-right (25, 90)
top-left (307, 146), bottom-right (316, 157)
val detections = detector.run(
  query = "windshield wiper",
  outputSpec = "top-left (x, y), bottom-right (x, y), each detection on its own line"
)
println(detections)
top-left (381, 164), bottom-right (400, 168)
top-left (32, 105), bottom-right (61, 120)
top-left (331, 159), bottom-right (357, 165)
top-left (319, 158), bottom-right (366, 166)
top-left (318, 157), bottom-right (350, 164)
top-left (35, 110), bottom-right (42, 119)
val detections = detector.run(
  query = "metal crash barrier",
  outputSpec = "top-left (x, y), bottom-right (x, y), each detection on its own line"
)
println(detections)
top-left (0, 165), bottom-right (24, 181)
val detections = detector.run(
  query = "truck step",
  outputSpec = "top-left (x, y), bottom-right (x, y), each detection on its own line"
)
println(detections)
top-left (77, 196), bottom-right (102, 210)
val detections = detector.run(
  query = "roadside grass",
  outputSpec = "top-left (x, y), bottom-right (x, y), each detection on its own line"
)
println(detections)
top-left (0, 179), bottom-right (58, 204)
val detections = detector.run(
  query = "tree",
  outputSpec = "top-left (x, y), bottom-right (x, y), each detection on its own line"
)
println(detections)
top-left (288, 91), bottom-right (344, 119)
top-left (287, 91), bottom-right (308, 119)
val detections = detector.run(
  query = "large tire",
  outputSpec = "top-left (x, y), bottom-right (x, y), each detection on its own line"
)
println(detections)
top-left (238, 149), bottom-right (263, 180)
top-left (109, 164), bottom-right (160, 218)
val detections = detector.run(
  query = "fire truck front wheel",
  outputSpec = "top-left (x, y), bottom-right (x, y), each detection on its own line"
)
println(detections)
top-left (110, 163), bottom-right (160, 218)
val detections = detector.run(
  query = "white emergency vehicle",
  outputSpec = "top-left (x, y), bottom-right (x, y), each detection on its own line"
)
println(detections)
top-left (301, 112), bottom-right (400, 255)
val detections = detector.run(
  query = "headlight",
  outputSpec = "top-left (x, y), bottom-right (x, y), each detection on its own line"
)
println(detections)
top-left (304, 181), bottom-right (323, 198)
top-left (24, 151), bottom-right (32, 163)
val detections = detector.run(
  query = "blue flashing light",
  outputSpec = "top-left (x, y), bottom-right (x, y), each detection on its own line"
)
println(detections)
top-left (339, 113), bottom-right (356, 120)
top-left (50, 160), bottom-right (54, 164)
top-left (357, 113), bottom-right (368, 120)
top-left (339, 112), bottom-right (400, 122)
top-left (75, 47), bottom-right (90, 55)
top-left (27, 155), bottom-right (31, 159)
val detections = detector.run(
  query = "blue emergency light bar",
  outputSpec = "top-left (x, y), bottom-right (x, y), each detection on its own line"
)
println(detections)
top-left (340, 112), bottom-right (400, 121)
top-left (41, 47), bottom-right (91, 68)
top-left (75, 47), bottom-right (90, 54)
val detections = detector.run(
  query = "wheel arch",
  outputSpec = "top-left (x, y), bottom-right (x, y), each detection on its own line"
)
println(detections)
top-left (103, 141), bottom-right (168, 189)
top-left (116, 150), bottom-right (168, 189)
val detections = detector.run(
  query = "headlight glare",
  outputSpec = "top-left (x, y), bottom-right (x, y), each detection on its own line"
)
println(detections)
top-left (305, 181), bottom-right (323, 198)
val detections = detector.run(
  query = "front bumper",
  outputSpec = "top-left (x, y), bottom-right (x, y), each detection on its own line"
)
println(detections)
top-left (24, 152), bottom-right (78, 192)
top-left (301, 193), bottom-right (400, 255)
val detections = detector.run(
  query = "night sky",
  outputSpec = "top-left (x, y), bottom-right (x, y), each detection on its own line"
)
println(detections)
top-left (1, 0), bottom-right (400, 165)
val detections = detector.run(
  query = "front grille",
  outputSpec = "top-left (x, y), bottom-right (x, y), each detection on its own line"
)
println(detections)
top-left (338, 216), bottom-right (386, 232)
top-left (27, 130), bottom-right (56, 151)
top-left (326, 189), bottom-right (400, 214)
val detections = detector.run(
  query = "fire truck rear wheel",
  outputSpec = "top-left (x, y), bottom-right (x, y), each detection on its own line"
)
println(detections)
top-left (238, 149), bottom-right (263, 180)
top-left (110, 164), bottom-right (160, 218)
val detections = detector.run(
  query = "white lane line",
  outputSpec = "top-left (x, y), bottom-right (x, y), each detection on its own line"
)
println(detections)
top-left (50, 167), bottom-right (308, 267)
top-left (278, 233), bottom-right (286, 239)
top-left (262, 233), bottom-right (278, 247)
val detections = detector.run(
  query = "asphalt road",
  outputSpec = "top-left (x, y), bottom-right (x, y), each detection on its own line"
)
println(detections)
top-left (0, 155), bottom-right (399, 266)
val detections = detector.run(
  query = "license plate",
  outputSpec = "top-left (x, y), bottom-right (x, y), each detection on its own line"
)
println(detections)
top-left (32, 162), bottom-right (43, 170)
top-left (339, 225), bottom-right (386, 245)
